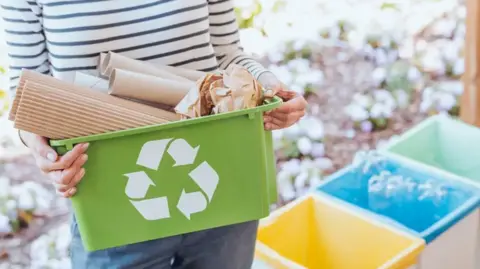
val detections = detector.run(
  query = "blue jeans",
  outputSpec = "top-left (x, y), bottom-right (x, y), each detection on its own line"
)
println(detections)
top-left (70, 215), bottom-right (259, 269)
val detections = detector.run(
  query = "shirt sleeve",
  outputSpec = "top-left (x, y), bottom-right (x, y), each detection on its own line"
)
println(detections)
top-left (207, 0), bottom-right (270, 79)
top-left (1, 0), bottom-right (50, 93)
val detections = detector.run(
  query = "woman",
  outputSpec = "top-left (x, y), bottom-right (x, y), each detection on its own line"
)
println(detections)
top-left (2, 0), bottom-right (307, 268)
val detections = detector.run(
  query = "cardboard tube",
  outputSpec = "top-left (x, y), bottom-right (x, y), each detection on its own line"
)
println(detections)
top-left (151, 64), bottom-right (207, 82)
top-left (109, 69), bottom-right (194, 106)
top-left (98, 52), bottom-right (108, 75)
top-left (102, 52), bottom-right (191, 83)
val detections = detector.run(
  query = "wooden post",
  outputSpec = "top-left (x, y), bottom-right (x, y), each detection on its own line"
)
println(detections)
top-left (460, 0), bottom-right (480, 126)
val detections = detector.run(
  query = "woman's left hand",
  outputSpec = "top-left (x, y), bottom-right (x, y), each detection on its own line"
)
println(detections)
top-left (258, 72), bottom-right (307, 130)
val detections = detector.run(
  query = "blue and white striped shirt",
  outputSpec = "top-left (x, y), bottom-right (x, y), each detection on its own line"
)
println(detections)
top-left (1, 0), bottom-right (269, 92)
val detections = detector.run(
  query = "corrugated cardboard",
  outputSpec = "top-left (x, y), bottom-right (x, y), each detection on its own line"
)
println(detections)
top-left (9, 70), bottom-right (180, 122)
top-left (101, 52), bottom-right (191, 83)
top-left (14, 81), bottom-right (169, 139)
top-left (109, 69), bottom-right (194, 106)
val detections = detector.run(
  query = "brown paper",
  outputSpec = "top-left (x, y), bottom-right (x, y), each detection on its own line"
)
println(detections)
top-left (109, 69), bottom-right (194, 106)
top-left (174, 65), bottom-right (266, 118)
top-left (14, 81), bottom-right (169, 139)
top-left (9, 70), bottom-right (181, 123)
top-left (101, 52), bottom-right (191, 83)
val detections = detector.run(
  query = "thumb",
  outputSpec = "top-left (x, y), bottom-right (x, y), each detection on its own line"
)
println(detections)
top-left (31, 136), bottom-right (58, 162)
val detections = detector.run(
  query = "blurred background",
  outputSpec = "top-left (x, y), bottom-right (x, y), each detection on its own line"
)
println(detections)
top-left (0, 0), bottom-right (467, 267)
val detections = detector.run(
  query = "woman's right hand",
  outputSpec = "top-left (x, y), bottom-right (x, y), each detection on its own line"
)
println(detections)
top-left (20, 131), bottom-right (89, 198)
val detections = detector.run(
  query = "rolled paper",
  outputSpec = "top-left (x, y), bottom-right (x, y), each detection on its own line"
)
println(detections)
top-left (101, 52), bottom-right (191, 83)
top-left (109, 69), bottom-right (194, 107)
top-left (98, 52), bottom-right (108, 76)
top-left (151, 64), bottom-right (207, 82)
top-left (73, 72), bottom-right (109, 93)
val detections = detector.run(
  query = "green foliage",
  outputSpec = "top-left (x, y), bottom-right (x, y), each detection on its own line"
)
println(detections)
top-left (234, 0), bottom-right (262, 29)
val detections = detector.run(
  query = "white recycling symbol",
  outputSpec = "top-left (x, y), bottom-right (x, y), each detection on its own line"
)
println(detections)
top-left (124, 138), bottom-right (219, 220)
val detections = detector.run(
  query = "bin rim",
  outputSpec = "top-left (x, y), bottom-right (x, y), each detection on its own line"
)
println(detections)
top-left (258, 194), bottom-right (424, 269)
top-left (316, 158), bottom-right (480, 243)
top-left (50, 96), bottom-right (282, 147)
top-left (379, 113), bottom-right (480, 188)
top-left (259, 193), bottom-right (423, 242)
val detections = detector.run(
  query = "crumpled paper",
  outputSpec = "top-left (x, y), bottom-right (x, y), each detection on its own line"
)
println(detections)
top-left (175, 64), bottom-right (294, 119)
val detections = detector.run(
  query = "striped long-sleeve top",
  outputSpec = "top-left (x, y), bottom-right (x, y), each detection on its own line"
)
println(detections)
top-left (1, 0), bottom-right (269, 92)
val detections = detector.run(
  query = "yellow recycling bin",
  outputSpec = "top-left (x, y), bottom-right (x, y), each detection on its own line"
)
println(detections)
top-left (255, 194), bottom-right (425, 269)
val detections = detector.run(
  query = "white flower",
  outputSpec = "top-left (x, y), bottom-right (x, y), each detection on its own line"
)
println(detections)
top-left (283, 124), bottom-right (302, 139)
top-left (432, 18), bottom-right (457, 37)
top-left (345, 103), bottom-right (369, 122)
top-left (279, 182), bottom-right (296, 201)
top-left (374, 89), bottom-right (396, 109)
top-left (267, 50), bottom-right (285, 63)
top-left (287, 58), bottom-right (311, 73)
top-left (299, 158), bottom-right (316, 172)
top-left (440, 81), bottom-right (463, 95)
top-left (372, 67), bottom-right (387, 87)
top-left (296, 70), bottom-right (324, 86)
top-left (344, 129), bottom-right (356, 139)
top-left (352, 93), bottom-right (372, 108)
top-left (314, 158), bottom-right (334, 171)
top-left (294, 172), bottom-right (309, 190)
top-left (55, 224), bottom-right (71, 253)
top-left (282, 159), bottom-right (301, 175)
top-left (297, 137), bottom-right (313, 155)
top-left (453, 58), bottom-right (465, 76)
top-left (419, 98), bottom-right (433, 113)
top-left (0, 176), bottom-right (11, 198)
top-left (370, 103), bottom-right (392, 119)
top-left (0, 214), bottom-right (12, 234)
top-left (300, 117), bottom-right (324, 140)
top-left (311, 143), bottom-right (326, 158)
top-left (420, 49), bottom-right (446, 75)
top-left (394, 89), bottom-right (409, 108)
top-left (407, 66), bottom-right (422, 82)
top-left (18, 192), bottom-right (35, 211)
top-left (442, 42), bottom-right (460, 63)
top-left (268, 65), bottom-right (293, 86)
top-left (309, 176), bottom-right (323, 189)
top-left (239, 28), bottom-right (269, 56)
top-left (437, 92), bottom-right (457, 111)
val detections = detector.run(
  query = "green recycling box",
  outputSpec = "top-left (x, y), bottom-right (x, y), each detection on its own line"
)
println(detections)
top-left (50, 98), bottom-right (281, 251)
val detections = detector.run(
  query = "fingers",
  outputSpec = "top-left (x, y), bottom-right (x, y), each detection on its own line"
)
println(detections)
top-left (264, 110), bottom-right (305, 130)
top-left (55, 154), bottom-right (88, 192)
top-left (42, 143), bottom-right (89, 172)
top-left (31, 136), bottom-right (58, 162)
top-left (60, 169), bottom-right (84, 198)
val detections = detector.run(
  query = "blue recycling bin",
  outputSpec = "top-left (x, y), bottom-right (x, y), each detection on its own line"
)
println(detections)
top-left (316, 156), bottom-right (480, 269)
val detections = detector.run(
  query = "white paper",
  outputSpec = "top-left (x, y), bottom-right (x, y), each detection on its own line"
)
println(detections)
top-left (73, 72), bottom-right (109, 92)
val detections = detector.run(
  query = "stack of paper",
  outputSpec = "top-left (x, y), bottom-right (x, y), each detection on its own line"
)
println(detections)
top-left (9, 51), bottom-right (291, 140)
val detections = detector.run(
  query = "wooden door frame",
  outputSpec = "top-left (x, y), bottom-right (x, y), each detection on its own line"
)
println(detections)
top-left (460, 0), bottom-right (480, 126)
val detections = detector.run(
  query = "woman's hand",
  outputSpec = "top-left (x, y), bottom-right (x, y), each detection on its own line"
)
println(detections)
top-left (258, 72), bottom-right (307, 130)
top-left (20, 131), bottom-right (89, 197)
